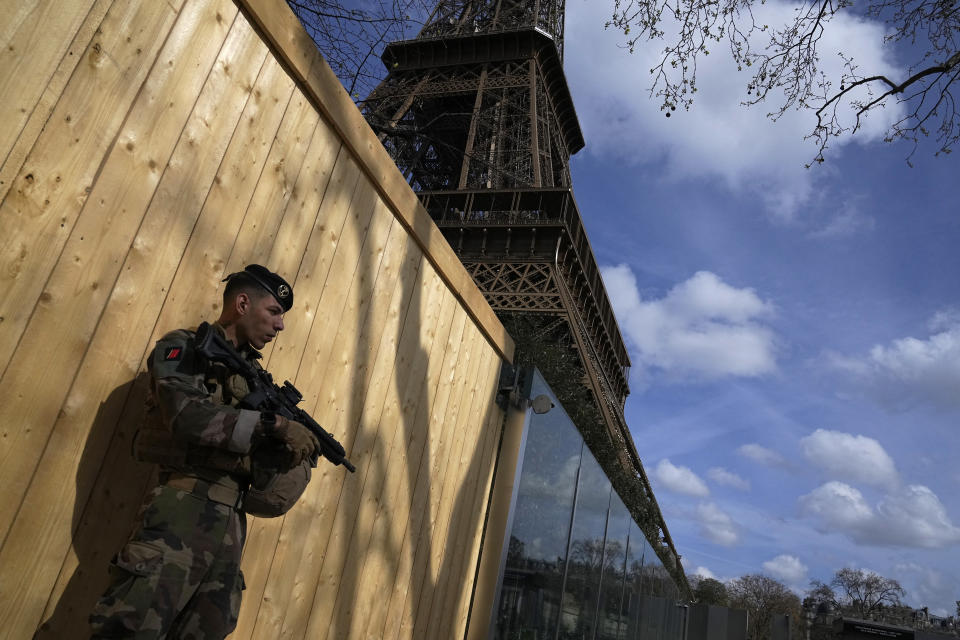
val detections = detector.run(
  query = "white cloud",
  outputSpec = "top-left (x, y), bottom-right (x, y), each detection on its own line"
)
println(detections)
top-left (929, 308), bottom-right (960, 332)
top-left (762, 554), bottom-right (808, 584)
top-left (518, 454), bottom-right (582, 502)
top-left (602, 266), bottom-right (778, 382)
top-left (808, 197), bottom-right (876, 238)
top-left (800, 482), bottom-right (960, 548)
top-left (800, 429), bottom-right (899, 489)
top-left (707, 467), bottom-right (751, 491)
top-left (738, 443), bottom-right (786, 467)
top-left (654, 459), bottom-right (710, 497)
top-left (693, 566), bottom-right (717, 580)
top-left (566, 0), bottom-right (904, 221)
top-left (799, 481), bottom-right (874, 531)
top-left (696, 502), bottom-right (740, 546)
top-left (827, 314), bottom-right (960, 410)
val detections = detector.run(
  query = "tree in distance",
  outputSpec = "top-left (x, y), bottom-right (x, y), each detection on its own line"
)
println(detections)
top-left (691, 576), bottom-right (730, 607)
top-left (607, 0), bottom-right (960, 163)
top-left (809, 567), bottom-right (905, 619)
top-left (728, 574), bottom-right (801, 640)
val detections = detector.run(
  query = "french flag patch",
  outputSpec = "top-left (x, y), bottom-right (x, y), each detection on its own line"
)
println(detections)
top-left (164, 346), bottom-right (183, 361)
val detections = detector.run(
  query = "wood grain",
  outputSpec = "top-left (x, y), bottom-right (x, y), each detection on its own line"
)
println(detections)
top-left (347, 284), bottom-right (459, 640)
top-left (0, 0), bottom-right (234, 544)
top-left (0, 0), bottom-right (113, 206)
top-left (0, 0), bottom-right (99, 170)
top-left (0, 0), bottom-right (187, 376)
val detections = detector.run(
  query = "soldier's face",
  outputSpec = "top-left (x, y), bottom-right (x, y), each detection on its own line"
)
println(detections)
top-left (237, 293), bottom-right (285, 349)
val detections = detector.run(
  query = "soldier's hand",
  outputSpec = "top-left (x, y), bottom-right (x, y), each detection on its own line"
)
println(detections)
top-left (269, 416), bottom-right (320, 467)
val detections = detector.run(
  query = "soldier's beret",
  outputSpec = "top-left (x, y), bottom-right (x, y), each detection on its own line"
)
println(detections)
top-left (223, 264), bottom-right (294, 311)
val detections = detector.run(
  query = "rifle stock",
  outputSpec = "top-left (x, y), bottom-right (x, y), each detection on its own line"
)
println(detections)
top-left (195, 322), bottom-right (356, 473)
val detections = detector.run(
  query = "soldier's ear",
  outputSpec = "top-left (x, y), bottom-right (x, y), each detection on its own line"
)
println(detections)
top-left (235, 292), bottom-right (251, 315)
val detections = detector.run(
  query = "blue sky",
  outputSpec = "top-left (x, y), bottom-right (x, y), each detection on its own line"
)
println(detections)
top-left (562, 0), bottom-right (960, 614)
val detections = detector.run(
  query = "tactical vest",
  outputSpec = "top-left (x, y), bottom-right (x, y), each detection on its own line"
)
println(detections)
top-left (133, 328), bottom-right (254, 477)
top-left (133, 326), bottom-right (309, 517)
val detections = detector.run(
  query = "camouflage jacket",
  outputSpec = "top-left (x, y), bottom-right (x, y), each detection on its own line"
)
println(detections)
top-left (136, 323), bottom-right (263, 478)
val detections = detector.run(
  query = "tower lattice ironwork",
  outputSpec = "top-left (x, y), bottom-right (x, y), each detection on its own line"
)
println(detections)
top-left (361, 0), bottom-right (686, 585)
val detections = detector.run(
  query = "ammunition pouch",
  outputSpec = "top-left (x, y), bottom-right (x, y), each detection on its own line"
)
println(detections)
top-left (161, 473), bottom-right (245, 510)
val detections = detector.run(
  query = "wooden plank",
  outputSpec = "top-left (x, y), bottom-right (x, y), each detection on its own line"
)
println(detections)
top-left (420, 340), bottom-right (498, 640)
top-left (53, 55), bottom-right (330, 640)
top-left (0, 0), bottom-right (113, 206)
top-left (222, 95), bottom-right (320, 279)
top-left (33, 49), bottom-right (298, 640)
top-left (300, 247), bottom-right (444, 640)
top-left (321, 266), bottom-right (451, 640)
top-left (406, 330), bottom-right (492, 640)
top-left (236, 0), bottom-right (514, 363)
top-left (213, 110), bottom-right (339, 635)
top-left (225, 117), bottom-right (362, 640)
top-left (0, 0), bottom-right (189, 375)
top-left (262, 99), bottom-right (343, 334)
top-left (238, 156), bottom-right (381, 640)
top-left (262, 230), bottom-right (422, 640)
top-left (435, 358), bottom-right (505, 639)
top-left (454, 366), bottom-right (507, 635)
top-left (233, 146), bottom-right (364, 640)
top-left (0, 0), bottom-right (99, 170)
top-left (385, 316), bottom-right (487, 640)
top-left (264, 190), bottom-right (403, 637)
top-left (346, 284), bottom-right (459, 640)
top-left (0, 0), bottom-right (234, 545)
top-left (415, 332), bottom-right (496, 640)
top-left (358, 300), bottom-right (468, 640)
top-left (1, 9), bottom-right (266, 634)
top-left (0, 4), bottom-right (265, 635)
top-left (242, 215), bottom-right (418, 640)
top-left (376, 308), bottom-right (470, 639)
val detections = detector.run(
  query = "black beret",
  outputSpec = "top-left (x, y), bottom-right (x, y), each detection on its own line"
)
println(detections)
top-left (222, 264), bottom-right (294, 311)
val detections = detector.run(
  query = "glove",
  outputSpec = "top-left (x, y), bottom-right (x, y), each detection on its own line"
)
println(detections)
top-left (260, 414), bottom-right (319, 467)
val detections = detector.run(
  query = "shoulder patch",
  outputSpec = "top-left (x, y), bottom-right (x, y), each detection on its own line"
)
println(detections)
top-left (150, 329), bottom-right (200, 381)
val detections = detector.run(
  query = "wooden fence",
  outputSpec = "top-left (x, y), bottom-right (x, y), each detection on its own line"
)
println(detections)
top-left (0, 0), bottom-right (514, 637)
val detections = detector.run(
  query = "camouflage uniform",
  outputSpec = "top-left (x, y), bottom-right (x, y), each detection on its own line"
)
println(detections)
top-left (90, 324), bottom-right (261, 639)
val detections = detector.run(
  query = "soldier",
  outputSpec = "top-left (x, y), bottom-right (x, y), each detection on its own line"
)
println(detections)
top-left (89, 264), bottom-right (319, 639)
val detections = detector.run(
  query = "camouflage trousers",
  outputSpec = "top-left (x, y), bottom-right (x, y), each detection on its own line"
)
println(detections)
top-left (89, 484), bottom-right (246, 639)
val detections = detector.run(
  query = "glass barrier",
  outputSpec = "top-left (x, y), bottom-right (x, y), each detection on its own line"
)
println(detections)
top-left (492, 369), bottom-right (684, 640)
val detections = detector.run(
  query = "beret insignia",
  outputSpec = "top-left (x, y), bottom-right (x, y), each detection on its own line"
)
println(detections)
top-left (222, 264), bottom-right (294, 311)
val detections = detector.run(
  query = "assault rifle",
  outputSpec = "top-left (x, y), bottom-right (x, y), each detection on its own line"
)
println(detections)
top-left (195, 321), bottom-right (356, 473)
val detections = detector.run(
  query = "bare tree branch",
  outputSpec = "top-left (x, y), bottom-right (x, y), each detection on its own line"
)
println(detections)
top-left (609, 0), bottom-right (960, 162)
top-left (286, 0), bottom-right (432, 101)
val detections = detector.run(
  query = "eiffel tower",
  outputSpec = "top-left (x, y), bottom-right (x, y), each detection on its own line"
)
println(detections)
top-left (361, 0), bottom-right (684, 583)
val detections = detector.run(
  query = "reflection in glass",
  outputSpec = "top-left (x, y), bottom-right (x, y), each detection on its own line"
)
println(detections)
top-left (557, 451), bottom-right (610, 639)
top-left (623, 522), bottom-right (650, 638)
top-left (491, 369), bottom-right (683, 640)
top-left (595, 493), bottom-right (630, 640)
top-left (494, 373), bottom-right (581, 640)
